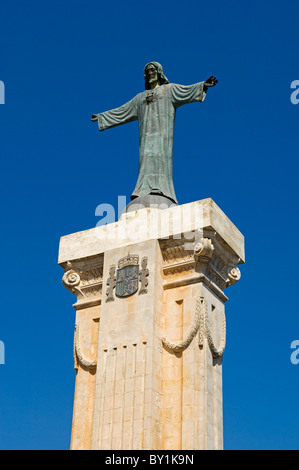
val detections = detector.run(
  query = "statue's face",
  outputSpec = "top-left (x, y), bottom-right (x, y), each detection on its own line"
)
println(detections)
top-left (145, 64), bottom-right (158, 84)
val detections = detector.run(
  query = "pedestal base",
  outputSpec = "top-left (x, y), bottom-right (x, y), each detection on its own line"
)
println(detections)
top-left (58, 198), bottom-right (244, 450)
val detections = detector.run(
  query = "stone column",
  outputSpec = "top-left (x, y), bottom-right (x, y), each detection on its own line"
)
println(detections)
top-left (160, 230), bottom-right (241, 449)
top-left (59, 198), bottom-right (244, 450)
top-left (91, 240), bottom-right (164, 450)
top-left (61, 257), bottom-right (103, 450)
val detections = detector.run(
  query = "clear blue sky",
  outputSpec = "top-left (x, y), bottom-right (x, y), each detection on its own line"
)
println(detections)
top-left (0, 0), bottom-right (298, 450)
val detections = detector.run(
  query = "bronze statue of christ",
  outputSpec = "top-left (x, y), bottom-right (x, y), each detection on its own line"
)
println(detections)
top-left (92, 62), bottom-right (218, 204)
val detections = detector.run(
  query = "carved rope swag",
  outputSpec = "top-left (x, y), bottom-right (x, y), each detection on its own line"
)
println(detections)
top-left (161, 297), bottom-right (226, 359)
top-left (73, 296), bottom-right (225, 370)
top-left (73, 323), bottom-right (97, 369)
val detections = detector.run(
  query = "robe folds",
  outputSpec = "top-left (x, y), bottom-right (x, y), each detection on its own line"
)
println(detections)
top-left (97, 82), bottom-right (207, 203)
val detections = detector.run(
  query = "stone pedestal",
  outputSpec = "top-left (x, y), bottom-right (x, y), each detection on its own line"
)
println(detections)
top-left (58, 198), bottom-right (244, 450)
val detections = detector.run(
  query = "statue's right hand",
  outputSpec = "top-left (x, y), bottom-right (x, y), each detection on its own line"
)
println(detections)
top-left (91, 114), bottom-right (99, 122)
top-left (204, 76), bottom-right (218, 87)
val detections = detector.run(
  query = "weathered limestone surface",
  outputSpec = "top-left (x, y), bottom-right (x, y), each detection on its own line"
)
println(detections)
top-left (59, 198), bottom-right (244, 450)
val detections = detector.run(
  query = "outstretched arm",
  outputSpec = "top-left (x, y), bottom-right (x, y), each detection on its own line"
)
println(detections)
top-left (91, 95), bottom-right (138, 132)
top-left (171, 76), bottom-right (218, 108)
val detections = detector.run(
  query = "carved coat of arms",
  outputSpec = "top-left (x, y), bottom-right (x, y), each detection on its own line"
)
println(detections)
top-left (116, 263), bottom-right (139, 297)
top-left (106, 254), bottom-right (149, 302)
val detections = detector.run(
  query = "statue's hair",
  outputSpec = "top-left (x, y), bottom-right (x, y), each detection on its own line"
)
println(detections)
top-left (144, 62), bottom-right (169, 90)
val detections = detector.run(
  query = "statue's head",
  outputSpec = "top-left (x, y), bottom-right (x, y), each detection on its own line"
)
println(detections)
top-left (144, 62), bottom-right (169, 90)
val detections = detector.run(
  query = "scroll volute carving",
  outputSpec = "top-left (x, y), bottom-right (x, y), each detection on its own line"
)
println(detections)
top-left (62, 269), bottom-right (82, 295)
top-left (224, 265), bottom-right (241, 287)
top-left (194, 238), bottom-right (214, 264)
top-left (61, 259), bottom-right (103, 304)
top-left (193, 237), bottom-right (241, 292)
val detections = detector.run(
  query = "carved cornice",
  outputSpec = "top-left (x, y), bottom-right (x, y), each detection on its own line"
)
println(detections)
top-left (61, 257), bottom-right (103, 309)
top-left (195, 232), bottom-right (241, 291)
top-left (160, 230), bottom-right (242, 299)
top-left (160, 234), bottom-right (196, 282)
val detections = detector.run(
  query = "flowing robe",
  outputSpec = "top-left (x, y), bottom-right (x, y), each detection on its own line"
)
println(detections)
top-left (97, 82), bottom-right (207, 203)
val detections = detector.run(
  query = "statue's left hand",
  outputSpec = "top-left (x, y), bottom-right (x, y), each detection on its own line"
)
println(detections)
top-left (91, 114), bottom-right (99, 122)
top-left (204, 76), bottom-right (218, 87)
